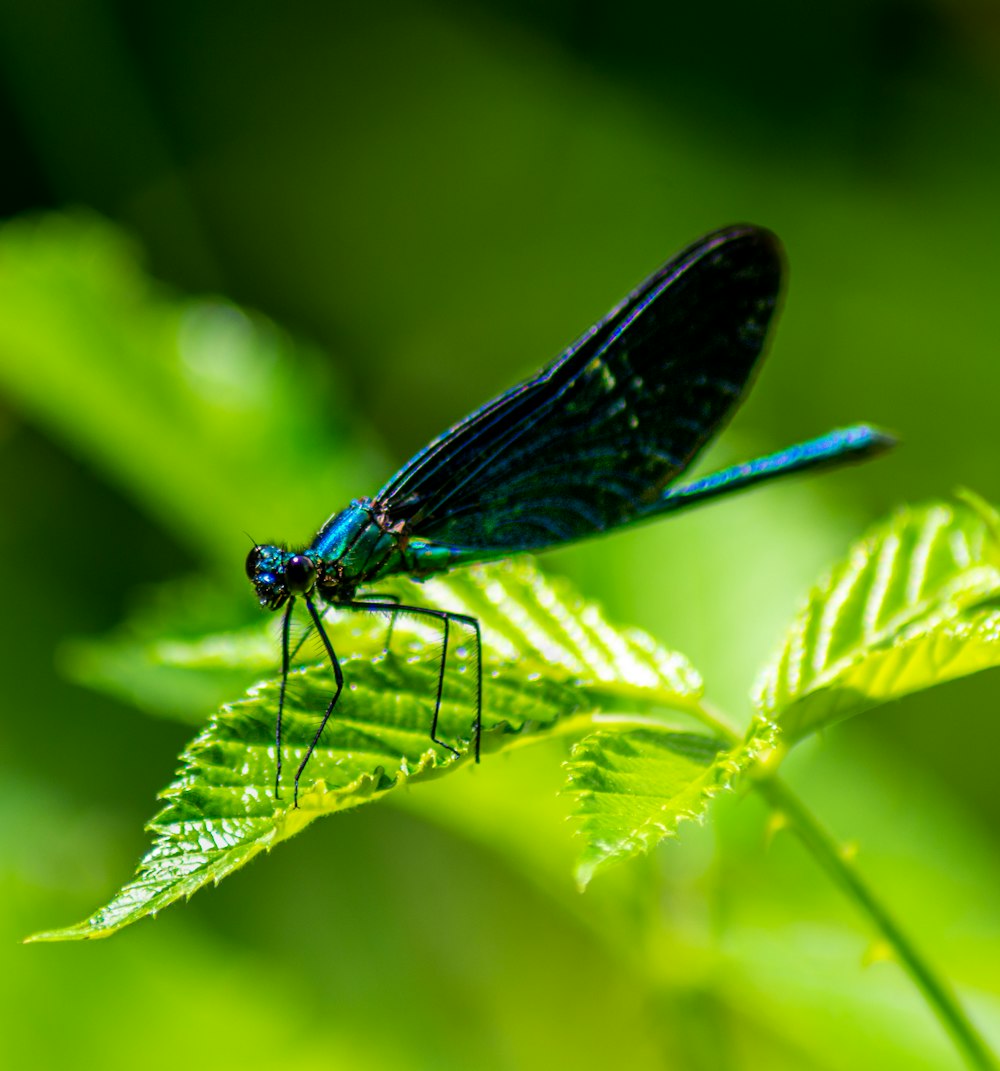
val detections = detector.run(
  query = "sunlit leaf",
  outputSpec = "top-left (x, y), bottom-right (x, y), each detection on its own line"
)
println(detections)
top-left (565, 716), bottom-right (777, 887)
top-left (754, 494), bottom-right (1000, 740)
top-left (30, 559), bottom-right (704, 940)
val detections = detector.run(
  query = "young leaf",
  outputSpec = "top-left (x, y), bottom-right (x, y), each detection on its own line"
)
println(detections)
top-left (565, 716), bottom-right (777, 888)
top-left (754, 494), bottom-right (1000, 741)
top-left (29, 559), bottom-right (704, 941)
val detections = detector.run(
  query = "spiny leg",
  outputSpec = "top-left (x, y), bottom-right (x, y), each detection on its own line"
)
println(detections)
top-left (431, 614), bottom-right (457, 756)
top-left (450, 611), bottom-right (482, 761)
top-left (289, 596), bottom-right (403, 804)
top-left (464, 613), bottom-right (483, 761)
top-left (287, 619), bottom-right (315, 664)
top-left (274, 598), bottom-right (294, 799)
top-left (288, 594), bottom-right (399, 665)
top-left (289, 598), bottom-right (484, 796)
top-left (304, 593), bottom-right (402, 658)
top-left (295, 595), bottom-right (346, 808)
top-left (349, 600), bottom-right (482, 761)
top-left (357, 591), bottom-right (402, 652)
top-left (417, 607), bottom-right (481, 761)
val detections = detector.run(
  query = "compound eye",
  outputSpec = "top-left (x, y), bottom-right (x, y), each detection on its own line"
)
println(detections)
top-left (245, 546), bottom-right (265, 580)
top-left (284, 554), bottom-right (316, 595)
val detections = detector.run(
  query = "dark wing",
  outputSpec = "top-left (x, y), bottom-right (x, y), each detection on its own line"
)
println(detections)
top-left (375, 225), bottom-right (784, 552)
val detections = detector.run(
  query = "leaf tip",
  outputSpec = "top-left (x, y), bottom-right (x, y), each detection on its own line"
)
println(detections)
top-left (23, 922), bottom-right (101, 944)
top-left (574, 859), bottom-right (598, 892)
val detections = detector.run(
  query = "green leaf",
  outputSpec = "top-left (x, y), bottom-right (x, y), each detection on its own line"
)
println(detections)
top-left (0, 213), bottom-right (379, 568)
top-left (754, 493), bottom-right (1000, 741)
top-left (29, 559), bottom-right (704, 940)
top-left (61, 578), bottom-right (266, 724)
top-left (565, 716), bottom-right (777, 888)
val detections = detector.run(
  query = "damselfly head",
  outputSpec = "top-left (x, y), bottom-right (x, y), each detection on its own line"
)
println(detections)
top-left (245, 544), bottom-right (320, 610)
top-left (245, 544), bottom-right (288, 609)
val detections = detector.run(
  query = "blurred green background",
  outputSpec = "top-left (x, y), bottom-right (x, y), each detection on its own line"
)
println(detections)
top-left (2, 1), bottom-right (1000, 1068)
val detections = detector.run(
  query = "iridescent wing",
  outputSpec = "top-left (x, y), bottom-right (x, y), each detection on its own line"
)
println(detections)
top-left (376, 225), bottom-right (783, 551)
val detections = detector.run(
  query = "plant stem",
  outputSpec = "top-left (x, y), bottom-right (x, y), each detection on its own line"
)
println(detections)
top-left (690, 698), bottom-right (743, 742)
top-left (547, 694), bottom-right (995, 1067)
top-left (754, 773), bottom-right (998, 1071)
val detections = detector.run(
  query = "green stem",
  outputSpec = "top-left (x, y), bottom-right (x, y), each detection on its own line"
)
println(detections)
top-left (690, 698), bottom-right (743, 742)
top-left (755, 773), bottom-right (997, 1071)
top-left (489, 689), bottom-right (995, 1066)
top-left (689, 700), bottom-right (995, 1068)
